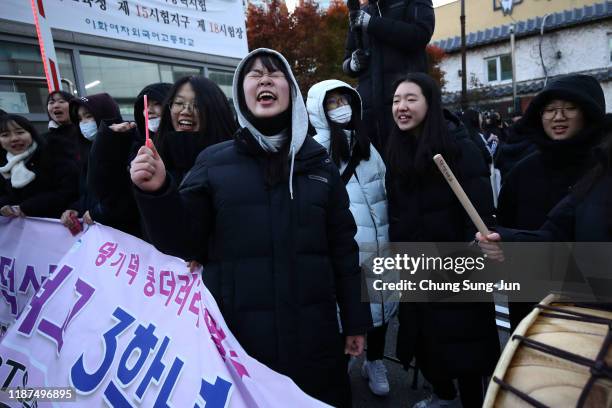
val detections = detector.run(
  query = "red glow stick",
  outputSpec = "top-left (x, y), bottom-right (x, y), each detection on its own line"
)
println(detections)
top-left (144, 94), bottom-right (153, 148)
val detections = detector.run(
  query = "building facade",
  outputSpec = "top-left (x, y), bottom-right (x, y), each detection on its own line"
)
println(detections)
top-left (0, 0), bottom-right (246, 129)
top-left (432, 0), bottom-right (612, 114)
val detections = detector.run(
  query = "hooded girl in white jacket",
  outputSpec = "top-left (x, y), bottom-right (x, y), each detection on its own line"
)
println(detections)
top-left (307, 79), bottom-right (398, 397)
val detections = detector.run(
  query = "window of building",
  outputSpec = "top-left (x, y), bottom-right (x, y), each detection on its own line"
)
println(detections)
top-left (80, 53), bottom-right (202, 115)
top-left (608, 34), bottom-right (612, 63)
top-left (485, 54), bottom-right (512, 83)
top-left (208, 69), bottom-right (234, 99)
top-left (0, 41), bottom-right (76, 114)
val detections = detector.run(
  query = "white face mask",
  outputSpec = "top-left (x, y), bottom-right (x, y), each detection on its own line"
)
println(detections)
top-left (328, 105), bottom-right (352, 124)
top-left (79, 121), bottom-right (97, 141)
top-left (147, 117), bottom-right (161, 133)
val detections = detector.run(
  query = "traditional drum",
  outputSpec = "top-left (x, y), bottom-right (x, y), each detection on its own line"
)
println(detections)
top-left (484, 294), bottom-right (612, 407)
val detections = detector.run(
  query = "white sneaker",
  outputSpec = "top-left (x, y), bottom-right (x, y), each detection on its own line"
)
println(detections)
top-left (412, 394), bottom-right (460, 408)
top-left (361, 359), bottom-right (390, 396)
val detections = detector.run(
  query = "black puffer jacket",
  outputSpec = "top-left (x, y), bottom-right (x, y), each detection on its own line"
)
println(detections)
top-left (44, 124), bottom-right (81, 163)
top-left (495, 124), bottom-right (537, 180)
top-left (87, 121), bottom-right (142, 236)
top-left (499, 175), bottom-right (612, 242)
top-left (389, 113), bottom-right (500, 378)
top-left (388, 113), bottom-right (495, 242)
top-left (68, 93), bottom-right (123, 220)
top-left (0, 137), bottom-right (78, 218)
top-left (343, 0), bottom-right (434, 151)
top-left (135, 134), bottom-right (372, 405)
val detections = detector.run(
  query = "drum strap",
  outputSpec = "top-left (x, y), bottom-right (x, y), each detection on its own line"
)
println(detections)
top-left (493, 304), bottom-right (612, 408)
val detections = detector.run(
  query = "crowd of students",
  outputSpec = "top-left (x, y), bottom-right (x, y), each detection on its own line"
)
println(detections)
top-left (1, 47), bottom-right (611, 407)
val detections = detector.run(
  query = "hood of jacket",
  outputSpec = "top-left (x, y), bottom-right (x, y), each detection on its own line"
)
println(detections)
top-left (521, 74), bottom-right (606, 130)
top-left (306, 79), bottom-right (362, 149)
top-left (232, 48), bottom-right (309, 159)
top-left (517, 74), bottom-right (606, 155)
top-left (133, 83), bottom-right (173, 137)
top-left (69, 93), bottom-right (122, 130)
top-left (232, 48), bottom-right (311, 199)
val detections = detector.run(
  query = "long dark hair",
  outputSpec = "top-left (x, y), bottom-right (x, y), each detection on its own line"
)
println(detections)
top-left (386, 73), bottom-right (456, 179)
top-left (0, 114), bottom-right (43, 158)
top-left (325, 88), bottom-right (371, 167)
top-left (154, 76), bottom-right (237, 158)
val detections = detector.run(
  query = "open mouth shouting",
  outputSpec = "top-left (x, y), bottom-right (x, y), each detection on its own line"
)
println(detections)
top-left (257, 90), bottom-right (278, 107)
top-left (52, 109), bottom-right (67, 121)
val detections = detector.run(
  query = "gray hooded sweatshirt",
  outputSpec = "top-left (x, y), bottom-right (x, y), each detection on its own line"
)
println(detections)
top-left (232, 48), bottom-right (309, 199)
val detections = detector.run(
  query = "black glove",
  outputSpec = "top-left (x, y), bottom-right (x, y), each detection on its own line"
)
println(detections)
top-left (349, 49), bottom-right (370, 73)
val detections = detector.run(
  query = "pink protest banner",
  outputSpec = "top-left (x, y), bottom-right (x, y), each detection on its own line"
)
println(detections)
top-left (0, 217), bottom-right (81, 331)
top-left (0, 218), bottom-right (328, 407)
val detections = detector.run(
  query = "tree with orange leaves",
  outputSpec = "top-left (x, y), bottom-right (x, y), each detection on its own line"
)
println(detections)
top-left (246, 0), bottom-right (445, 92)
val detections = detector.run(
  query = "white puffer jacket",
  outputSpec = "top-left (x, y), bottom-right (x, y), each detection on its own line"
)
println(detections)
top-left (307, 79), bottom-right (397, 326)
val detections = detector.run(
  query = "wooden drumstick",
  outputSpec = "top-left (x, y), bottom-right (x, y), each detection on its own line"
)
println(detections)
top-left (433, 154), bottom-right (490, 236)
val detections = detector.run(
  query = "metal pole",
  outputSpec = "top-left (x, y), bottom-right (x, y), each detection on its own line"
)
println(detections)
top-left (460, 0), bottom-right (467, 109)
top-left (510, 23), bottom-right (517, 112)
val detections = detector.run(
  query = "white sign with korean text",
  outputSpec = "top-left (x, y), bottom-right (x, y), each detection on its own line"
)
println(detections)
top-left (2, 0), bottom-right (248, 59)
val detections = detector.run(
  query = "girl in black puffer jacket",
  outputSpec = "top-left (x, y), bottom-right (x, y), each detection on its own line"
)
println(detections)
top-left (496, 74), bottom-right (611, 329)
top-left (386, 73), bottom-right (499, 408)
top-left (131, 49), bottom-right (372, 407)
top-left (0, 114), bottom-right (78, 218)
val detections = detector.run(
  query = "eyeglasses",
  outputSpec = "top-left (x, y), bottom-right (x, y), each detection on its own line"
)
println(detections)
top-left (541, 106), bottom-right (579, 120)
top-left (325, 95), bottom-right (351, 110)
top-left (170, 100), bottom-right (198, 112)
top-left (246, 70), bottom-right (285, 80)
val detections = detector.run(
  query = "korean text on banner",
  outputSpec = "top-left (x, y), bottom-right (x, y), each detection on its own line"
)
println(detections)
top-left (0, 218), bottom-right (328, 407)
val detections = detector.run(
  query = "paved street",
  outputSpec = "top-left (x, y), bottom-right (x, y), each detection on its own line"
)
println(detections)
top-left (349, 317), bottom-right (511, 408)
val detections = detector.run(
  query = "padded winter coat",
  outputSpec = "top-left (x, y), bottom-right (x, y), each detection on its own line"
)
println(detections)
top-left (307, 79), bottom-right (397, 327)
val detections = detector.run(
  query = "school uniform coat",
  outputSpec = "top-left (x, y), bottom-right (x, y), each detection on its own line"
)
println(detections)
top-left (389, 112), bottom-right (500, 378)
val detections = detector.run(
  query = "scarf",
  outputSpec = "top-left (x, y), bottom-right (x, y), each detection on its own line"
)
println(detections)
top-left (0, 142), bottom-right (38, 188)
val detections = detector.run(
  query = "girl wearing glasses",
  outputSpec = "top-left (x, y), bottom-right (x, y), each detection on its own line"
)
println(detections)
top-left (154, 76), bottom-right (236, 184)
top-left (306, 80), bottom-right (396, 397)
top-left (496, 74), bottom-right (608, 329)
top-left (131, 49), bottom-right (371, 407)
